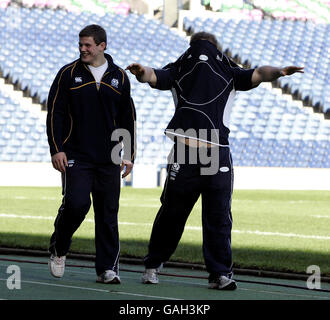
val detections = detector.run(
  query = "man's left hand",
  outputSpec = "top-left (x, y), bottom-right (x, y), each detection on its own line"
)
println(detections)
top-left (280, 66), bottom-right (304, 76)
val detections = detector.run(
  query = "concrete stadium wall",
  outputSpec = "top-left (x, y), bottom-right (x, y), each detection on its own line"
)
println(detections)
top-left (0, 162), bottom-right (329, 190)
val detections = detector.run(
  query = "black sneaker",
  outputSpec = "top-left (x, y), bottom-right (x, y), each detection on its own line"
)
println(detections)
top-left (208, 274), bottom-right (237, 290)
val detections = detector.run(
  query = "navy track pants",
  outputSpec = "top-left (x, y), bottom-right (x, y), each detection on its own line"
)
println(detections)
top-left (144, 145), bottom-right (234, 277)
top-left (49, 160), bottom-right (121, 276)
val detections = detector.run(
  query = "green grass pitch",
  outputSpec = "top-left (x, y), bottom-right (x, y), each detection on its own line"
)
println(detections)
top-left (0, 186), bottom-right (329, 276)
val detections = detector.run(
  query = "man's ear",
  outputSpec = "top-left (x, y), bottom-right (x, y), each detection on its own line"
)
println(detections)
top-left (100, 41), bottom-right (106, 51)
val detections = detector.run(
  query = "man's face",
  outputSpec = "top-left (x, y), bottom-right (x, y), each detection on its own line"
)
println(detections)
top-left (79, 36), bottom-right (105, 64)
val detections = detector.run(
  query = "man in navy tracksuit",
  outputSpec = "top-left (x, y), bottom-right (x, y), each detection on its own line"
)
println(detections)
top-left (46, 25), bottom-right (136, 283)
top-left (127, 31), bottom-right (303, 290)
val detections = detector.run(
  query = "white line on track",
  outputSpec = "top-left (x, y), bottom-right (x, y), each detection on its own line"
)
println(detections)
top-left (0, 264), bottom-right (328, 300)
top-left (0, 278), bottom-right (182, 300)
top-left (112, 291), bottom-right (182, 300)
top-left (2, 196), bottom-right (161, 206)
top-left (6, 197), bottom-right (329, 206)
top-left (0, 278), bottom-right (109, 293)
top-left (232, 229), bottom-right (330, 240)
top-left (1, 213), bottom-right (329, 240)
top-left (237, 287), bottom-right (330, 300)
top-left (312, 215), bottom-right (330, 219)
top-left (0, 213), bottom-right (54, 221)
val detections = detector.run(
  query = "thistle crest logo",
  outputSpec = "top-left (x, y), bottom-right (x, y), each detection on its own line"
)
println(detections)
top-left (172, 163), bottom-right (180, 172)
top-left (111, 78), bottom-right (119, 88)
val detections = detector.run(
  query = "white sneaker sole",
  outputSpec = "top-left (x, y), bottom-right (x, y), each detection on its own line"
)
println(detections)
top-left (96, 276), bottom-right (121, 284)
top-left (141, 277), bottom-right (159, 284)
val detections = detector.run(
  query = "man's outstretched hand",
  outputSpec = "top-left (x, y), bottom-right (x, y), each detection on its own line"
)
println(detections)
top-left (126, 63), bottom-right (157, 86)
top-left (126, 63), bottom-right (146, 81)
top-left (280, 66), bottom-right (304, 76)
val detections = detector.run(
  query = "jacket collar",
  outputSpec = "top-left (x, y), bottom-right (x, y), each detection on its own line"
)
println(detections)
top-left (79, 53), bottom-right (117, 72)
top-left (104, 53), bottom-right (117, 72)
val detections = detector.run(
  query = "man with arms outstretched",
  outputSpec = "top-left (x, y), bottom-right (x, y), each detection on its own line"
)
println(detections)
top-left (127, 31), bottom-right (303, 290)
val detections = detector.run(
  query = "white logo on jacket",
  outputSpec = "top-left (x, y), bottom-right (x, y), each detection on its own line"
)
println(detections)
top-left (75, 77), bottom-right (82, 83)
top-left (111, 78), bottom-right (119, 88)
top-left (68, 160), bottom-right (75, 167)
top-left (199, 54), bottom-right (208, 61)
top-left (171, 163), bottom-right (180, 172)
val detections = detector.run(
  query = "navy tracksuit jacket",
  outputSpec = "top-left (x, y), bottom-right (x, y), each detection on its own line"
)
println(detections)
top-left (46, 54), bottom-right (136, 275)
top-left (144, 40), bottom-right (255, 277)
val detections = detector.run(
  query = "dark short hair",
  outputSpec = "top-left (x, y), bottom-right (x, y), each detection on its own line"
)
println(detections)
top-left (79, 24), bottom-right (107, 47)
top-left (190, 31), bottom-right (219, 48)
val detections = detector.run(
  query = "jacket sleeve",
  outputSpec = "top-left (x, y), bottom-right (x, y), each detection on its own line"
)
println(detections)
top-left (152, 62), bottom-right (178, 90)
top-left (118, 71), bottom-right (136, 163)
top-left (46, 66), bottom-right (70, 156)
top-left (151, 52), bottom-right (186, 90)
top-left (223, 54), bottom-right (255, 91)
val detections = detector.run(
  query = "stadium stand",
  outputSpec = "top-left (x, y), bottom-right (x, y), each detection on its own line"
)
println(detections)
top-left (201, 0), bottom-right (264, 20)
top-left (251, 0), bottom-right (330, 23)
top-left (183, 17), bottom-right (330, 116)
top-left (201, 0), bottom-right (330, 23)
top-left (0, 0), bottom-right (10, 9)
top-left (229, 84), bottom-right (330, 168)
top-left (0, 7), bottom-right (183, 166)
top-left (12, 0), bottom-right (130, 15)
top-left (0, 4), bottom-right (329, 169)
top-left (0, 87), bottom-right (49, 162)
